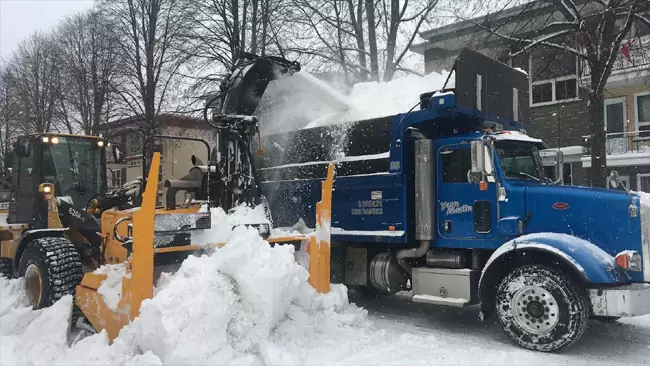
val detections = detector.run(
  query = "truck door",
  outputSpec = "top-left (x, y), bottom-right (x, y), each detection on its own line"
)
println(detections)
top-left (437, 144), bottom-right (497, 240)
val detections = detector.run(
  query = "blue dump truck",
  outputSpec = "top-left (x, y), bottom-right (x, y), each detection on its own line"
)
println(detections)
top-left (251, 49), bottom-right (650, 352)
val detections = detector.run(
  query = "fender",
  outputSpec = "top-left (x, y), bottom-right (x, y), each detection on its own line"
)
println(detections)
top-left (14, 228), bottom-right (69, 265)
top-left (479, 233), bottom-right (630, 302)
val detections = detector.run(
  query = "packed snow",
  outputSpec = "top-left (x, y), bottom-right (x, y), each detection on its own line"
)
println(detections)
top-left (1, 201), bottom-right (649, 365)
top-left (94, 262), bottom-right (129, 312)
top-left (0, 225), bottom-right (367, 365)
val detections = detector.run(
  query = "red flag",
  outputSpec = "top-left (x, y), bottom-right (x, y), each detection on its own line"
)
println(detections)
top-left (620, 40), bottom-right (632, 61)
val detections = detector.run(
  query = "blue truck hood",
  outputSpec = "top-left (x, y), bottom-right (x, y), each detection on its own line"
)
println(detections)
top-left (524, 185), bottom-right (643, 259)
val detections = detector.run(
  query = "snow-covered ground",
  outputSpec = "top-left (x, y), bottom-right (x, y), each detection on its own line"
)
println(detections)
top-left (1, 221), bottom-right (649, 365)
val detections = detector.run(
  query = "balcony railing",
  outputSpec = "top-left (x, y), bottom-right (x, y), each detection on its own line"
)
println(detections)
top-left (582, 131), bottom-right (650, 156)
top-left (581, 35), bottom-right (650, 76)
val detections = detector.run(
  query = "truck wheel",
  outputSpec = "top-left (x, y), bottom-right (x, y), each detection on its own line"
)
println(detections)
top-left (495, 264), bottom-right (589, 352)
top-left (17, 237), bottom-right (83, 309)
top-left (0, 257), bottom-right (12, 278)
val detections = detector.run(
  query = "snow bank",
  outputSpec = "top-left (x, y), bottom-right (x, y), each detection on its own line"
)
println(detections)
top-left (0, 223), bottom-right (366, 365)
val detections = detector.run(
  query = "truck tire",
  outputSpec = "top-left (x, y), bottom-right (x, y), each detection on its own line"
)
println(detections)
top-left (17, 237), bottom-right (83, 309)
top-left (495, 264), bottom-right (589, 352)
top-left (0, 257), bottom-right (12, 278)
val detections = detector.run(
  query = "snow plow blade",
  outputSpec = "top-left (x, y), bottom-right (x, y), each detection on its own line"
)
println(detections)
top-left (75, 153), bottom-right (334, 341)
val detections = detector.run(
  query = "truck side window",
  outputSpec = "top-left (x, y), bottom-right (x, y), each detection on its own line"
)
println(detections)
top-left (441, 148), bottom-right (471, 183)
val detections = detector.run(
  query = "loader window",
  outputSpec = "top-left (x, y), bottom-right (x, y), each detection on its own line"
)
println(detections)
top-left (441, 148), bottom-right (471, 183)
top-left (42, 137), bottom-right (104, 208)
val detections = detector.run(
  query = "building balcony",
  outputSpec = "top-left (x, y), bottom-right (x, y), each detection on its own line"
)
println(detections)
top-left (581, 35), bottom-right (650, 87)
top-left (581, 131), bottom-right (650, 168)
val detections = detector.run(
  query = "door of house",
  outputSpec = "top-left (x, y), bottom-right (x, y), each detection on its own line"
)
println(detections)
top-left (604, 98), bottom-right (627, 154)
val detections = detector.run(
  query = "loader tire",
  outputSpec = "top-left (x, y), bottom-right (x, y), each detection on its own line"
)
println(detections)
top-left (0, 257), bottom-right (12, 278)
top-left (495, 264), bottom-right (589, 352)
top-left (17, 237), bottom-right (83, 310)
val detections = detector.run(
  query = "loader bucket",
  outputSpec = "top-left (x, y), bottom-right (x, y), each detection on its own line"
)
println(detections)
top-left (75, 155), bottom-right (335, 341)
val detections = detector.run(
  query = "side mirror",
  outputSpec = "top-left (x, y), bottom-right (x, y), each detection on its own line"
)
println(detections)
top-left (15, 137), bottom-right (31, 158)
top-left (469, 139), bottom-right (486, 184)
top-left (609, 170), bottom-right (621, 189)
top-left (112, 145), bottom-right (124, 164)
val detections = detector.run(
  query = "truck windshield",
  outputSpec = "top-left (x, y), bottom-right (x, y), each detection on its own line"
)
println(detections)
top-left (495, 141), bottom-right (545, 182)
top-left (42, 137), bottom-right (104, 207)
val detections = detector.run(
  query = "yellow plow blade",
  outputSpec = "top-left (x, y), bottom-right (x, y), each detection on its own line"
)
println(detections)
top-left (76, 155), bottom-right (335, 341)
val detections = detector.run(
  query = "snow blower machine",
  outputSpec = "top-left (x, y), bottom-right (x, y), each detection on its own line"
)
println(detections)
top-left (0, 53), bottom-right (334, 341)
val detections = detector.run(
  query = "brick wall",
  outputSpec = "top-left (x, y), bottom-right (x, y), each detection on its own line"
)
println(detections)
top-left (528, 98), bottom-right (590, 147)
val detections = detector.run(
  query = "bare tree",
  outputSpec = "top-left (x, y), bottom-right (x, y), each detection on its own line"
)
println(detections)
top-left (55, 9), bottom-right (121, 135)
top-left (99, 0), bottom-right (195, 170)
top-left (287, 0), bottom-right (439, 82)
top-left (478, 0), bottom-right (649, 187)
top-left (381, 0), bottom-right (439, 81)
top-left (0, 68), bottom-right (18, 171)
top-left (4, 33), bottom-right (62, 134)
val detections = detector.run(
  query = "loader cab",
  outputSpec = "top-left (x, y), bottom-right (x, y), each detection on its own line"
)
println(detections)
top-left (8, 134), bottom-right (107, 226)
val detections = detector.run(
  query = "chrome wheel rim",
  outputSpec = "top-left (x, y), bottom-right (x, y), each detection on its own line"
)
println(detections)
top-left (25, 264), bottom-right (43, 306)
top-left (511, 285), bottom-right (559, 335)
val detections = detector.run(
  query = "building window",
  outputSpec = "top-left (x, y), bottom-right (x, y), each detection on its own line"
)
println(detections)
top-left (128, 134), bottom-right (142, 156)
top-left (529, 46), bottom-right (579, 105)
top-left (109, 168), bottom-right (126, 189)
top-left (638, 174), bottom-right (650, 193)
top-left (605, 97), bottom-right (628, 154)
top-left (635, 92), bottom-right (650, 139)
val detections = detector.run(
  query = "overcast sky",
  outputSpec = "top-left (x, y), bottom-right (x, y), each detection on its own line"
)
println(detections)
top-left (0, 0), bottom-right (96, 61)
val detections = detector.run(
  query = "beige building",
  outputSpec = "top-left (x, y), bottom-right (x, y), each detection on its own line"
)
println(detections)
top-left (98, 114), bottom-right (216, 204)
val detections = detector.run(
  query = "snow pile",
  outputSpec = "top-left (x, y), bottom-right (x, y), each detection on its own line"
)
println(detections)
top-left (304, 70), bottom-right (450, 129)
top-left (0, 225), bottom-right (367, 365)
top-left (191, 203), bottom-right (271, 245)
top-left (257, 70), bottom-right (450, 133)
top-left (634, 189), bottom-right (649, 208)
top-left (94, 262), bottom-right (129, 311)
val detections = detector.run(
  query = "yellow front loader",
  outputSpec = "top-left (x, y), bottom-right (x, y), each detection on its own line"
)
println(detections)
top-left (74, 152), bottom-right (334, 341)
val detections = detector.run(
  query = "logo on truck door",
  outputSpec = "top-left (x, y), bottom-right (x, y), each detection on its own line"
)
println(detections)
top-left (440, 201), bottom-right (473, 215)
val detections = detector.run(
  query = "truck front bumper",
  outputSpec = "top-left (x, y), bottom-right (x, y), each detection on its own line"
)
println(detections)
top-left (589, 283), bottom-right (650, 317)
